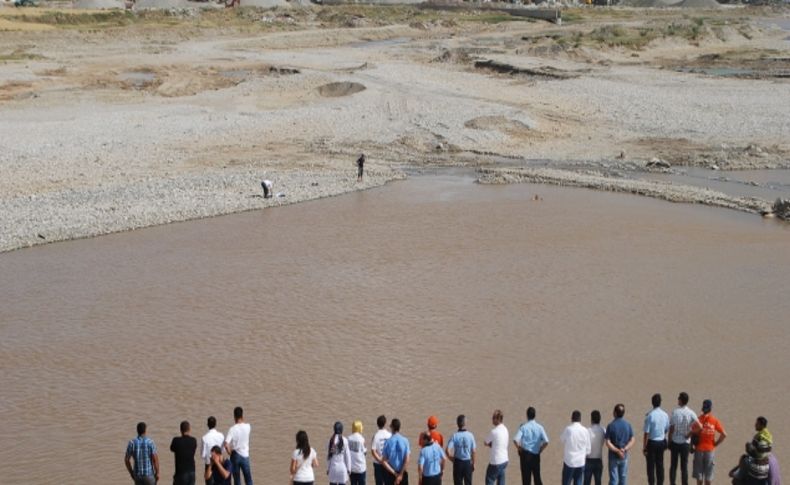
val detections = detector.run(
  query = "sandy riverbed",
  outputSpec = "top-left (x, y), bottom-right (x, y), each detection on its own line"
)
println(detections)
top-left (1, 4), bottom-right (789, 252)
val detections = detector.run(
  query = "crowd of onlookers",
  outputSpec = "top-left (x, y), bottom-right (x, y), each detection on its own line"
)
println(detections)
top-left (124, 393), bottom-right (781, 485)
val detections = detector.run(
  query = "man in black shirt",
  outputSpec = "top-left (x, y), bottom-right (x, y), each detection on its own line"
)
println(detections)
top-left (171, 420), bottom-right (198, 485)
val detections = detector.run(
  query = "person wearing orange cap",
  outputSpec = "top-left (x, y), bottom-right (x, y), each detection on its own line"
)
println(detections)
top-left (420, 417), bottom-right (444, 449)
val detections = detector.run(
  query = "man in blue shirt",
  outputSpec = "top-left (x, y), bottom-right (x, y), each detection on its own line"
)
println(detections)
top-left (125, 422), bottom-right (160, 485)
top-left (383, 418), bottom-right (412, 485)
top-left (513, 407), bottom-right (549, 485)
top-left (605, 404), bottom-right (635, 485)
top-left (419, 432), bottom-right (447, 485)
top-left (643, 394), bottom-right (670, 485)
top-left (447, 415), bottom-right (477, 485)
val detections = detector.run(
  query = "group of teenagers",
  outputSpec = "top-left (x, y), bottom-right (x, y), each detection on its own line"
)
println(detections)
top-left (124, 394), bottom-right (781, 485)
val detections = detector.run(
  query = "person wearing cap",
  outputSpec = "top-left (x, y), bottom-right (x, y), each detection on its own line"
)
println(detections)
top-left (349, 420), bottom-right (368, 485)
top-left (382, 418), bottom-right (411, 485)
top-left (419, 431), bottom-right (447, 485)
top-left (421, 417), bottom-right (444, 448)
top-left (372, 416), bottom-right (393, 485)
top-left (513, 407), bottom-right (549, 485)
top-left (328, 422), bottom-right (352, 485)
top-left (605, 403), bottom-right (635, 485)
top-left (669, 393), bottom-right (699, 485)
top-left (690, 400), bottom-right (726, 485)
top-left (728, 439), bottom-right (771, 485)
top-left (484, 409), bottom-right (509, 485)
top-left (447, 415), bottom-right (476, 485)
top-left (643, 394), bottom-right (670, 485)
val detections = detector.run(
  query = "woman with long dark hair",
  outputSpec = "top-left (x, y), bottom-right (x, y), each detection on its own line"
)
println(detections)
top-left (291, 430), bottom-right (319, 485)
top-left (327, 421), bottom-right (352, 485)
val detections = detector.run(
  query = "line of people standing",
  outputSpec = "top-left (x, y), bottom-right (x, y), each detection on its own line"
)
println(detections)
top-left (124, 406), bottom-right (253, 485)
top-left (124, 396), bottom-right (779, 485)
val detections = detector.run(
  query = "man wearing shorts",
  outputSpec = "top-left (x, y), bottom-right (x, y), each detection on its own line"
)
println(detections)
top-left (691, 400), bottom-right (726, 485)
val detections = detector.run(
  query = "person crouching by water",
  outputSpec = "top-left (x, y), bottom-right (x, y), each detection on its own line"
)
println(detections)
top-left (419, 431), bottom-right (447, 485)
top-left (728, 438), bottom-right (772, 485)
top-left (329, 421), bottom-right (352, 485)
top-left (261, 180), bottom-right (273, 199)
top-left (357, 154), bottom-right (365, 182)
top-left (207, 446), bottom-right (232, 485)
top-left (291, 430), bottom-right (319, 485)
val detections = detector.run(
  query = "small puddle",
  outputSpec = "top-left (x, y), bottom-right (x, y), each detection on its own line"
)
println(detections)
top-left (117, 71), bottom-right (157, 88)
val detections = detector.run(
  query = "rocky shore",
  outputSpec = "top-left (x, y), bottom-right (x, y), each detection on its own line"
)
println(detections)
top-left (2, 6), bottom-right (789, 252)
top-left (0, 166), bottom-right (403, 253)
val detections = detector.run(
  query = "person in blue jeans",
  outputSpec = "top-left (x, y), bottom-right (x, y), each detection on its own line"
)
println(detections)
top-left (484, 410), bottom-right (509, 485)
top-left (225, 406), bottom-right (253, 485)
top-left (605, 404), bottom-right (635, 485)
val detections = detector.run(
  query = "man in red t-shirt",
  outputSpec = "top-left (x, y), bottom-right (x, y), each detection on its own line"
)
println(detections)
top-left (690, 400), bottom-right (727, 485)
top-left (420, 416), bottom-right (444, 448)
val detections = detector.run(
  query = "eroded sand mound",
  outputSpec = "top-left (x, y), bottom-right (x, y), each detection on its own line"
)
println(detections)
top-left (464, 115), bottom-right (534, 135)
top-left (675, 0), bottom-right (721, 8)
top-left (317, 81), bottom-right (365, 97)
top-left (73, 0), bottom-right (124, 9)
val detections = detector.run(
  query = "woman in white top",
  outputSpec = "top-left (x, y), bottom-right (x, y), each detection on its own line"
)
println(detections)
top-left (348, 420), bottom-right (368, 485)
top-left (327, 421), bottom-right (352, 485)
top-left (291, 430), bottom-right (319, 485)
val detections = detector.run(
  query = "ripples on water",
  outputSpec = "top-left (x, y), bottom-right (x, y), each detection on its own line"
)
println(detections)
top-left (1, 174), bottom-right (788, 484)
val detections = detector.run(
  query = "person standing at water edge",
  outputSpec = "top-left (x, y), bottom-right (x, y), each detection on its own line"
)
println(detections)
top-left (372, 416), bottom-right (393, 485)
top-left (447, 414), bottom-right (476, 485)
top-left (202, 416), bottom-right (225, 485)
top-left (207, 446), bottom-right (233, 485)
top-left (691, 400), bottom-right (726, 485)
top-left (420, 416), bottom-right (444, 449)
top-left (382, 418), bottom-right (411, 485)
top-left (349, 420), bottom-right (368, 485)
top-left (605, 404), bottom-right (635, 485)
top-left (419, 431), bottom-right (447, 485)
top-left (224, 406), bottom-right (253, 485)
top-left (513, 406), bottom-right (549, 485)
top-left (561, 410), bottom-right (591, 485)
top-left (125, 421), bottom-right (160, 485)
top-left (171, 420), bottom-right (198, 485)
top-left (643, 394), bottom-right (670, 485)
top-left (291, 430), bottom-right (319, 485)
top-left (669, 393), bottom-right (698, 485)
top-left (328, 421), bottom-right (352, 485)
top-left (357, 154), bottom-right (365, 181)
top-left (484, 409), bottom-right (509, 485)
top-left (585, 410), bottom-right (606, 485)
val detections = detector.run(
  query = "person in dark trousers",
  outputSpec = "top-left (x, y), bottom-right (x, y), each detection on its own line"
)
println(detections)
top-left (447, 415), bottom-right (476, 485)
top-left (643, 394), bottom-right (670, 485)
top-left (513, 407), bottom-right (549, 485)
top-left (171, 420), bottom-right (198, 485)
top-left (357, 154), bottom-right (365, 182)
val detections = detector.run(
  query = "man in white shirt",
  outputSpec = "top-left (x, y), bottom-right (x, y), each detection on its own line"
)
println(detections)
top-left (372, 415), bottom-right (393, 485)
top-left (585, 410), bottom-right (606, 485)
top-left (484, 409), bottom-right (509, 485)
top-left (202, 416), bottom-right (225, 485)
top-left (561, 411), bottom-right (591, 485)
top-left (668, 393), bottom-right (698, 485)
top-left (225, 406), bottom-right (253, 485)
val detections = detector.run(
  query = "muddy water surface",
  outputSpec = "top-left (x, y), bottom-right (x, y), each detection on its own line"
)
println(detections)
top-left (1, 175), bottom-right (789, 484)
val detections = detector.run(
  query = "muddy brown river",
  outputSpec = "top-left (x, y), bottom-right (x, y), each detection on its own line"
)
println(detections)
top-left (1, 174), bottom-right (788, 484)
